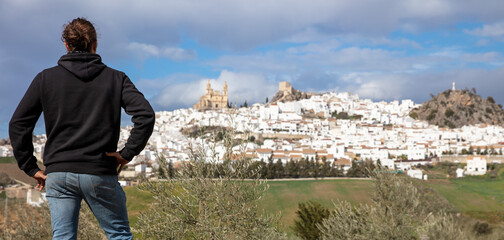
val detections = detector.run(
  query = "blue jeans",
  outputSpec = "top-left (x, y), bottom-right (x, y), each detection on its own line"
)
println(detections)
top-left (45, 172), bottom-right (133, 240)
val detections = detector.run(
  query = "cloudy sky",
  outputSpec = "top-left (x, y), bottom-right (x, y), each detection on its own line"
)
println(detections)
top-left (1, 0), bottom-right (504, 138)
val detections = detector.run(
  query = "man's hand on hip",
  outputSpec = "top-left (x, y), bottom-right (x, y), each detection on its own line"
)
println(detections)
top-left (106, 152), bottom-right (129, 174)
top-left (32, 170), bottom-right (47, 191)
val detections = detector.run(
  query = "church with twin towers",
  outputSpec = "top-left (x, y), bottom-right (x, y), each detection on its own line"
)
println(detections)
top-left (193, 80), bottom-right (229, 111)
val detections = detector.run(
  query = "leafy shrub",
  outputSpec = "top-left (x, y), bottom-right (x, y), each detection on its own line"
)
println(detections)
top-left (445, 108), bottom-right (455, 118)
top-left (1, 201), bottom-right (105, 240)
top-left (293, 201), bottom-right (330, 240)
top-left (318, 169), bottom-right (465, 240)
top-left (426, 109), bottom-right (437, 121)
top-left (0, 173), bottom-right (15, 187)
top-left (473, 221), bottom-right (492, 236)
top-left (336, 112), bottom-right (349, 119)
top-left (444, 120), bottom-right (456, 129)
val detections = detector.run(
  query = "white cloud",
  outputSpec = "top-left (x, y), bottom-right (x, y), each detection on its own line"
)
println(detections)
top-left (152, 82), bottom-right (205, 110)
top-left (352, 75), bottom-right (406, 100)
top-left (429, 47), bottom-right (463, 58)
top-left (464, 22), bottom-right (504, 37)
top-left (135, 73), bottom-right (204, 99)
top-left (127, 42), bottom-right (197, 61)
top-left (461, 52), bottom-right (501, 63)
top-left (3, 0), bottom-right (504, 51)
top-left (2, 0), bottom-right (504, 138)
top-left (341, 66), bottom-right (504, 104)
top-left (152, 70), bottom-right (276, 110)
top-left (211, 45), bottom-right (417, 77)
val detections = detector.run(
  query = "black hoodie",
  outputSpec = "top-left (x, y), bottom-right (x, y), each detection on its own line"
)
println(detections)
top-left (9, 53), bottom-right (155, 176)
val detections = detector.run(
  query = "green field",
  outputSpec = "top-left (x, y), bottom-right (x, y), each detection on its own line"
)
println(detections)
top-left (423, 165), bottom-right (504, 220)
top-left (124, 179), bottom-right (374, 237)
top-left (0, 157), bottom-right (16, 164)
top-left (260, 179), bottom-right (373, 235)
top-left (124, 173), bottom-right (504, 237)
top-left (123, 186), bottom-right (154, 227)
top-left (426, 167), bottom-right (504, 223)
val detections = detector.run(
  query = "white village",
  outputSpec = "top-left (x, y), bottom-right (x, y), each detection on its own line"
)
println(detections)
top-left (1, 81), bottom-right (500, 195)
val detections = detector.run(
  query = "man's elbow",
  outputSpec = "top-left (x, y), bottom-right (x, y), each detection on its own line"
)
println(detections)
top-left (8, 116), bottom-right (17, 128)
top-left (8, 118), bottom-right (21, 136)
top-left (146, 112), bottom-right (155, 131)
top-left (138, 109), bottom-right (155, 132)
top-left (146, 106), bottom-right (155, 124)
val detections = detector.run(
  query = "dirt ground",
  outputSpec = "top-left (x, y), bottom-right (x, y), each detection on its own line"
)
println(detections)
top-left (0, 163), bottom-right (41, 186)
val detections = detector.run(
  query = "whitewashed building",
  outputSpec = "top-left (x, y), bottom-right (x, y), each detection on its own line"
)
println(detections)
top-left (466, 157), bottom-right (487, 176)
top-left (407, 169), bottom-right (424, 180)
top-left (26, 189), bottom-right (47, 207)
top-left (456, 168), bottom-right (465, 178)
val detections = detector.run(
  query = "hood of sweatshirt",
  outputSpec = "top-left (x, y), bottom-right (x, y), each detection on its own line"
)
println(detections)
top-left (57, 52), bottom-right (106, 82)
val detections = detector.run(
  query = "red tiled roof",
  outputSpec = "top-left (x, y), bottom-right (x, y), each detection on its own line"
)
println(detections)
top-left (256, 148), bottom-right (273, 153)
top-left (333, 159), bottom-right (351, 165)
top-left (302, 149), bottom-right (316, 154)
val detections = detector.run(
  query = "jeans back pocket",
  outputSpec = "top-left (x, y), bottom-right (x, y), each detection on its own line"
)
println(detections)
top-left (45, 172), bottom-right (68, 198)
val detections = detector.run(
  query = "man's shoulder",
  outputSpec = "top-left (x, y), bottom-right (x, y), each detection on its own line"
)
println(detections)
top-left (101, 66), bottom-right (128, 79)
top-left (32, 66), bottom-right (65, 81)
top-left (102, 65), bottom-right (125, 75)
top-left (39, 61), bottom-right (126, 74)
top-left (41, 65), bottom-right (63, 74)
top-left (37, 64), bottom-right (129, 84)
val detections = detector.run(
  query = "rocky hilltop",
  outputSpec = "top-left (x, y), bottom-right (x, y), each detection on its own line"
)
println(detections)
top-left (270, 81), bottom-right (312, 103)
top-left (409, 89), bottom-right (504, 128)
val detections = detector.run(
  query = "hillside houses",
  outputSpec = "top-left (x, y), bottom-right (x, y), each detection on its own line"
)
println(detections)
top-left (131, 91), bottom-right (504, 173)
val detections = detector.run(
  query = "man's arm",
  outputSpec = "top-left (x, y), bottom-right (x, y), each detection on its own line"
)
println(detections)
top-left (118, 76), bottom-right (155, 161)
top-left (9, 74), bottom-right (43, 177)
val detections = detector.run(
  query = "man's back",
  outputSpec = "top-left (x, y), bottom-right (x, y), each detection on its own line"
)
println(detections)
top-left (10, 52), bottom-right (154, 176)
top-left (9, 17), bottom-right (154, 239)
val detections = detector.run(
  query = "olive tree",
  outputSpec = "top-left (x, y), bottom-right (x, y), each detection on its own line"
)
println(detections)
top-left (133, 127), bottom-right (285, 240)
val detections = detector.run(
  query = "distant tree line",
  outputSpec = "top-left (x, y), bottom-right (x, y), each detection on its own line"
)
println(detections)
top-left (160, 158), bottom-right (377, 180)
top-left (443, 146), bottom-right (503, 156)
top-left (330, 111), bottom-right (363, 120)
